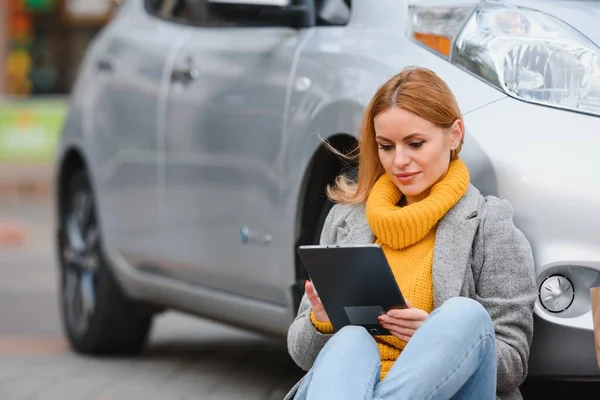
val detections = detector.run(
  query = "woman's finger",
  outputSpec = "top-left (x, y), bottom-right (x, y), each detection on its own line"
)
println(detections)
top-left (379, 315), bottom-right (423, 330)
top-left (305, 281), bottom-right (322, 308)
top-left (386, 307), bottom-right (428, 321)
top-left (381, 324), bottom-right (415, 338)
top-left (305, 280), bottom-right (329, 322)
top-left (385, 327), bottom-right (411, 342)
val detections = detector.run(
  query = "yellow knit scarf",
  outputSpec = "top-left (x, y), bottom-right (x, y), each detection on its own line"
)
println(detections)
top-left (364, 159), bottom-right (470, 380)
top-left (366, 159), bottom-right (471, 249)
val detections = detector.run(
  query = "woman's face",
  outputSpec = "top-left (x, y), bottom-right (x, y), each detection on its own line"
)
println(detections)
top-left (374, 107), bottom-right (463, 205)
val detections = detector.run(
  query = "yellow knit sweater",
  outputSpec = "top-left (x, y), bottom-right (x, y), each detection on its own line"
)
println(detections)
top-left (310, 159), bottom-right (470, 381)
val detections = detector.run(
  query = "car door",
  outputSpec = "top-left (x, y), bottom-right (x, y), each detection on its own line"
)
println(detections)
top-left (156, 0), bottom-right (313, 305)
top-left (88, 0), bottom-right (189, 268)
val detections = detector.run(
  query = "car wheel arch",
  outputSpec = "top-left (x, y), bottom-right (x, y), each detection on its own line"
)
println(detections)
top-left (57, 148), bottom-right (89, 216)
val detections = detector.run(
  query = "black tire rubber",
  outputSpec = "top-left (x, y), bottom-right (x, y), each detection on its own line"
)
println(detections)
top-left (59, 170), bottom-right (153, 355)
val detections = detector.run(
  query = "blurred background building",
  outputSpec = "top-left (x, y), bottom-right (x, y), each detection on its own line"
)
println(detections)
top-left (0, 0), bottom-right (113, 196)
top-left (2, 0), bottom-right (114, 96)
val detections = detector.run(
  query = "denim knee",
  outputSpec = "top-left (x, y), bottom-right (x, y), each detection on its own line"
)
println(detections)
top-left (440, 297), bottom-right (494, 336)
top-left (332, 326), bottom-right (378, 351)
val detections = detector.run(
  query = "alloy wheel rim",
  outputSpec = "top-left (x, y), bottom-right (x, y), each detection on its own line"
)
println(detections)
top-left (62, 190), bottom-right (100, 335)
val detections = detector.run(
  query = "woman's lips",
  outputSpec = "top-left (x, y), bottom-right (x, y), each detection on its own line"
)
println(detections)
top-left (395, 172), bottom-right (420, 183)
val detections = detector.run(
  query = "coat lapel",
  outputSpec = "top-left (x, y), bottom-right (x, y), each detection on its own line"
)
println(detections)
top-left (341, 185), bottom-right (483, 309)
top-left (432, 224), bottom-right (477, 306)
top-left (432, 185), bottom-right (482, 308)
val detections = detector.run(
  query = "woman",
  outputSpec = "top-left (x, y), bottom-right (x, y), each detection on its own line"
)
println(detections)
top-left (285, 67), bottom-right (537, 400)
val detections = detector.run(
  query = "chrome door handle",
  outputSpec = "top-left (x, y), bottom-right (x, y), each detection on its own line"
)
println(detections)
top-left (171, 66), bottom-right (200, 82)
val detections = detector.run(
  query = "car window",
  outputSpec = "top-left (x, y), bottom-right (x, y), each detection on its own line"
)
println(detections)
top-left (207, 2), bottom-right (288, 27)
top-left (145, 0), bottom-right (209, 26)
top-left (207, 1), bottom-right (352, 27)
top-left (145, 0), bottom-right (348, 28)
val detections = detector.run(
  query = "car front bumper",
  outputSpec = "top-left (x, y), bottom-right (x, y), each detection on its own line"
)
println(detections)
top-left (464, 96), bottom-right (600, 378)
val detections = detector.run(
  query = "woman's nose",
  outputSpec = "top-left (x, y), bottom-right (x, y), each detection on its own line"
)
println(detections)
top-left (394, 149), bottom-right (411, 168)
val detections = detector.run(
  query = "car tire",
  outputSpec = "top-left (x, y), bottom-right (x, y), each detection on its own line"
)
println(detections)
top-left (58, 170), bottom-right (153, 355)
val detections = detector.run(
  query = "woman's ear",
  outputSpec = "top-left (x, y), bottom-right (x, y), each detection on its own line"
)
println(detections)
top-left (449, 119), bottom-right (464, 150)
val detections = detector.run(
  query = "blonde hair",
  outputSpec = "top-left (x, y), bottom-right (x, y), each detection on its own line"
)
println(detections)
top-left (327, 67), bottom-right (464, 204)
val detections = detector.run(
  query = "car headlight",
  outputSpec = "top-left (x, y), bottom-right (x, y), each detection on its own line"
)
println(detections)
top-left (409, 0), bottom-right (600, 116)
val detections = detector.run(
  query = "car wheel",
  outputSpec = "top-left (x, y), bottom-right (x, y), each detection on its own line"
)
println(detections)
top-left (59, 170), bottom-right (153, 355)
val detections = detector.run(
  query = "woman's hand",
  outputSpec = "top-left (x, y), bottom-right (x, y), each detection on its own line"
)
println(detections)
top-left (378, 301), bottom-right (429, 342)
top-left (305, 280), bottom-right (330, 323)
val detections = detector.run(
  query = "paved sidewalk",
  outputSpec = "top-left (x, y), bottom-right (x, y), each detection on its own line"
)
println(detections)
top-left (0, 163), bottom-right (51, 248)
top-left (0, 314), bottom-right (303, 400)
top-left (0, 163), bottom-right (51, 201)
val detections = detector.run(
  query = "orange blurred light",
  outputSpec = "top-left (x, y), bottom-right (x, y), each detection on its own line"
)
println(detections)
top-left (413, 32), bottom-right (451, 57)
top-left (9, 14), bottom-right (32, 40)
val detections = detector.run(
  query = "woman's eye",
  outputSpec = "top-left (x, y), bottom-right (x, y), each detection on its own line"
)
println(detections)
top-left (378, 144), bottom-right (394, 151)
top-left (409, 141), bottom-right (424, 149)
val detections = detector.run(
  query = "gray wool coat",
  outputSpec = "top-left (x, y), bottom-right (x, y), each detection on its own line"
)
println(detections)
top-left (285, 185), bottom-right (537, 400)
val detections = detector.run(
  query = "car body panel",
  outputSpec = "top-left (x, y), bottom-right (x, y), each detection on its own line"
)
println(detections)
top-left (157, 26), bottom-right (311, 306)
top-left (60, 0), bottom-right (191, 273)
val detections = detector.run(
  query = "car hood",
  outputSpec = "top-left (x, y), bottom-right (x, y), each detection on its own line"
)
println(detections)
top-left (507, 0), bottom-right (600, 46)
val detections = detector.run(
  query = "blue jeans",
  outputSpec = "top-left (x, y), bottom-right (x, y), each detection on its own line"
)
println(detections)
top-left (294, 297), bottom-right (497, 400)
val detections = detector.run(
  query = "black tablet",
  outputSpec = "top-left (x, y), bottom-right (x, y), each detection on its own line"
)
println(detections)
top-left (297, 244), bottom-right (407, 335)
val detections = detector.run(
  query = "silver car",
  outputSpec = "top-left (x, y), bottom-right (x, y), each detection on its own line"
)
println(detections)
top-left (54, 0), bottom-right (600, 381)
